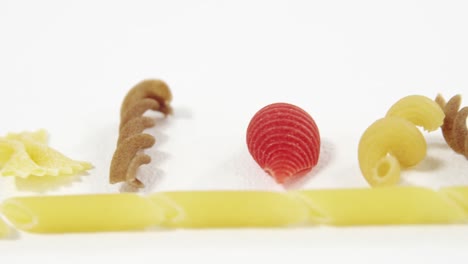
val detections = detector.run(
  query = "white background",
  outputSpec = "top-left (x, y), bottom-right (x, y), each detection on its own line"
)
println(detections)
top-left (1, 0), bottom-right (468, 261)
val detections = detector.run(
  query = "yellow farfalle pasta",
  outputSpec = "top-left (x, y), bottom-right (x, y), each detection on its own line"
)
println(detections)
top-left (0, 217), bottom-right (9, 238)
top-left (358, 95), bottom-right (445, 187)
top-left (1, 193), bottom-right (164, 233)
top-left (2, 187), bottom-right (467, 233)
top-left (0, 130), bottom-right (92, 178)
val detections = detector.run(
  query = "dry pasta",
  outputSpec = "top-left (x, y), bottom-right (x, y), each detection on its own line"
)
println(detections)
top-left (2, 187), bottom-right (467, 233)
top-left (0, 130), bottom-right (92, 178)
top-left (110, 79), bottom-right (172, 188)
top-left (358, 117), bottom-right (427, 187)
top-left (358, 95), bottom-right (445, 187)
top-left (386, 95), bottom-right (445, 131)
top-left (1, 193), bottom-right (164, 233)
top-left (0, 217), bottom-right (9, 238)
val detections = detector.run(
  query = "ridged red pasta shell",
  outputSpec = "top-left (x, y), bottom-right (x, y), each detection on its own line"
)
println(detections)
top-left (246, 103), bottom-right (321, 183)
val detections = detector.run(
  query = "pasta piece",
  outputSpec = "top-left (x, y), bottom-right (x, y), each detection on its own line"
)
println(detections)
top-left (294, 187), bottom-right (466, 225)
top-left (358, 117), bottom-right (427, 187)
top-left (435, 94), bottom-right (468, 158)
top-left (246, 103), bottom-right (320, 183)
top-left (149, 191), bottom-right (309, 228)
top-left (110, 79), bottom-right (173, 187)
top-left (386, 95), bottom-right (445, 131)
top-left (0, 217), bottom-right (9, 238)
top-left (1, 194), bottom-right (164, 233)
top-left (0, 130), bottom-right (92, 178)
top-left (440, 187), bottom-right (468, 217)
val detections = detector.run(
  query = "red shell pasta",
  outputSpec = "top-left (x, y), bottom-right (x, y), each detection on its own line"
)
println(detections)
top-left (246, 103), bottom-right (321, 183)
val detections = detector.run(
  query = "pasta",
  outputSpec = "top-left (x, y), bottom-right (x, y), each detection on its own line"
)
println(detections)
top-left (2, 187), bottom-right (467, 233)
top-left (110, 79), bottom-right (173, 188)
top-left (435, 94), bottom-right (468, 158)
top-left (149, 191), bottom-right (309, 228)
top-left (386, 95), bottom-right (445, 131)
top-left (358, 95), bottom-right (445, 187)
top-left (0, 217), bottom-right (9, 238)
top-left (246, 103), bottom-right (320, 183)
top-left (293, 187), bottom-right (466, 225)
top-left (0, 130), bottom-right (92, 178)
top-left (0, 193), bottom-right (164, 233)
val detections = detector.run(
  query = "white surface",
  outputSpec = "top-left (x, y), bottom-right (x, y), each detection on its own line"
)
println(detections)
top-left (1, 0), bottom-right (468, 260)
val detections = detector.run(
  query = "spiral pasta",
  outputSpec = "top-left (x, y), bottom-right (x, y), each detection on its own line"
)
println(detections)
top-left (110, 79), bottom-right (173, 188)
top-left (358, 95), bottom-right (445, 187)
top-left (1, 187), bottom-right (467, 233)
top-left (435, 94), bottom-right (468, 159)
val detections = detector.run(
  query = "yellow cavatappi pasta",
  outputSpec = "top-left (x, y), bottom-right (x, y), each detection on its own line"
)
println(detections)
top-left (358, 117), bottom-right (427, 187)
top-left (0, 130), bottom-right (92, 178)
top-left (386, 95), bottom-right (445, 131)
top-left (358, 95), bottom-right (445, 187)
top-left (0, 193), bottom-right (164, 233)
top-left (2, 187), bottom-right (467, 233)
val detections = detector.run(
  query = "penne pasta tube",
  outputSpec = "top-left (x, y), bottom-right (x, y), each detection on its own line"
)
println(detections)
top-left (293, 187), bottom-right (467, 226)
top-left (0, 217), bottom-right (9, 238)
top-left (149, 191), bottom-right (309, 228)
top-left (0, 193), bottom-right (164, 233)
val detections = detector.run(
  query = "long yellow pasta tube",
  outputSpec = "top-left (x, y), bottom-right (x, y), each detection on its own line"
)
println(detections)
top-left (440, 186), bottom-right (468, 215)
top-left (2, 187), bottom-right (468, 233)
top-left (149, 191), bottom-right (309, 228)
top-left (0, 194), bottom-right (164, 233)
top-left (358, 95), bottom-right (445, 187)
top-left (0, 217), bottom-right (9, 238)
top-left (293, 187), bottom-right (466, 225)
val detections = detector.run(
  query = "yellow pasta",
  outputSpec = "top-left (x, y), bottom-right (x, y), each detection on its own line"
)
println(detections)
top-left (293, 187), bottom-right (466, 225)
top-left (149, 191), bottom-right (309, 228)
top-left (0, 193), bottom-right (164, 233)
top-left (358, 95), bottom-right (445, 187)
top-left (440, 186), bottom-right (468, 216)
top-left (0, 217), bottom-right (9, 238)
top-left (386, 95), bottom-right (445, 131)
top-left (2, 187), bottom-right (468, 233)
top-left (358, 117), bottom-right (427, 187)
top-left (0, 130), bottom-right (92, 178)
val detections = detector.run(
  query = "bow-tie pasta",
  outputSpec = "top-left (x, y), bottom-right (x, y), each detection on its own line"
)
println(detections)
top-left (0, 130), bottom-right (92, 178)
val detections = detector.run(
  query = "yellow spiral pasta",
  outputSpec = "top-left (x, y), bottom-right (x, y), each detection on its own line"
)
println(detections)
top-left (358, 95), bottom-right (445, 187)
top-left (1, 187), bottom-right (467, 233)
top-left (386, 95), bottom-right (445, 131)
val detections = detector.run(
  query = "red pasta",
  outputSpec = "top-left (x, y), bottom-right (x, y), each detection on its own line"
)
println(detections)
top-left (246, 103), bottom-right (321, 183)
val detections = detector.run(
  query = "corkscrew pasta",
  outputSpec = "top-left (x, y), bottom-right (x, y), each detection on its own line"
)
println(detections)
top-left (2, 187), bottom-right (467, 233)
top-left (358, 95), bottom-right (445, 187)
top-left (110, 79), bottom-right (172, 187)
top-left (435, 94), bottom-right (468, 159)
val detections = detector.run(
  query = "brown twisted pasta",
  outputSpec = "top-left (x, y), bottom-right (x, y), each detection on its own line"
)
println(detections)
top-left (435, 94), bottom-right (468, 159)
top-left (110, 79), bottom-right (173, 187)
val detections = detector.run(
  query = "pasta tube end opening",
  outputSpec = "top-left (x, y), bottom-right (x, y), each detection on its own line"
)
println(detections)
top-left (1, 199), bottom-right (38, 231)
